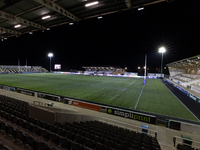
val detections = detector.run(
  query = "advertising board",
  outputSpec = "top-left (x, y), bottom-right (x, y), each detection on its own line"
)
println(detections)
top-left (72, 100), bottom-right (101, 112)
top-left (107, 108), bottom-right (157, 124)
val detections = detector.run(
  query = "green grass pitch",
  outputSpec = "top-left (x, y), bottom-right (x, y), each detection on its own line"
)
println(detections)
top-left (0, 73), bottom-right (198, 121)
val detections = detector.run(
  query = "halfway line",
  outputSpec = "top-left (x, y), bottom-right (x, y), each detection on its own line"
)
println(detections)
top-left (134, 84), bottom-right (145, 110)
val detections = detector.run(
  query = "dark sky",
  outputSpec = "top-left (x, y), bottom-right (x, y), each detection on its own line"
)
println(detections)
top-left (0, 0), bottom-right (200, 72)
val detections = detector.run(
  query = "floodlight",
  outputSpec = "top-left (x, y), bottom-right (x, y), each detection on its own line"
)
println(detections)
top-left (48, 53), bottom-right (53, 57)
top-left (158, 47), bottom-right (166, 53)
top-left (158, 47), bottom-right (166, 78)
top-left (69, 23), bottom-right (74, 25)
top-left (85, 1), bottom-right (99, 7)
top-left (138, 7), bottom-right (144, 11)
top-left (14, 24), bottom-right (21, 28)
top-left (98, 16), bottom-right (102, 19)
top-left (48, 53), bottom-right (53, 72)
top-left (42, 15), bottom-right (51, 20)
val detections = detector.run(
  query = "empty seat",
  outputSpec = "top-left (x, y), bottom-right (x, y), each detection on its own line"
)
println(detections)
top-left (35, 140), bottom-right (50, 150)
top-left (49, 133), bottom-right (59, 145)
top-left (74, 134), bottom-right (84, 145)
top-left (95, 142), bottom-right (108, 150)
top-left (57, 128), bottom-right (65, 137)
top-left (59, 137), bottom-right (71, 149)
top-left (15, 130), bottom-right (26, 144)
top-left (40, 129), bottom-right (50, 140)
top-left (84, 138), bottom-right (95, 149)
top-left (24, 134), bottom-right (36, 150)
top-left (71, 141), bottom-right (84, 150)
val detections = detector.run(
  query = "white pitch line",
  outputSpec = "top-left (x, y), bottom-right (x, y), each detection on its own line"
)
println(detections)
top-left (134, 84), bottom-right (145, 110)
top-left (110, 94), bottom-right (118, 101)
top-left (161, 80), bottom-right (200, 122)
top-left (129, 81), bottom-right (136, 86)
top-left (122, 88), bottom-right (126, 91)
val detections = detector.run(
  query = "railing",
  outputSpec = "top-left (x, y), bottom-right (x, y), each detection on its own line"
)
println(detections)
top-left (97, 116), bottom-right (157, 138)
top-left (173, 136), bottom-right (200, 149)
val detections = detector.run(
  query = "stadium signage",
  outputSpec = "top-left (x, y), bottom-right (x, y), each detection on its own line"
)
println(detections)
top-left (71, 100), bottom-right (101, 112)
top-left (107, 108), bottom-right (156, 124)
top-left (17, 88), bottom-right (34, 96)
top-left (188, 93), bottom-right (200, 103)
top-left (37, 93), bottom-right (60, 102)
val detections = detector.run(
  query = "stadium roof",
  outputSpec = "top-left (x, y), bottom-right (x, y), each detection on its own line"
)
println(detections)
top-left (0, 0), bottom-right (172, 39)
top-left (166, 54), bottom-right (200, 70)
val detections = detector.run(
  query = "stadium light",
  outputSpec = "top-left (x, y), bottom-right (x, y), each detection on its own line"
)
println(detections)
top-left (138, 7), bottom-right (144, 11)
top-left (42, 15), bottom-right (51, 20)
top-left (158, 47), bottom-right (166, 78)
top-left (14, 24), bottom-right (21, 28)
top-left (48, 53), bottom-right (53, 72)
top-left (98, 16), bottom-right (103, 19)
top-left (85, 1), bottom-right (99, 7)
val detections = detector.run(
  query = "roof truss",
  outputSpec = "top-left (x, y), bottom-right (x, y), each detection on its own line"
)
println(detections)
top-left (0, 26), bottom-right (21, 36)
top-left (0, 10), bottom-right (46, 30)
top-left (34, 0), bottom-right (80, 21)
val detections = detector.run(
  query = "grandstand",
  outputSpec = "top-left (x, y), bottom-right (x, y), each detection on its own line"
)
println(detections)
top-left (167, 54), bottom-right (200, 95)
top-left (0, 66), bottom-right (48, 74)
top-left (82, 66), bottom-right (126, 75)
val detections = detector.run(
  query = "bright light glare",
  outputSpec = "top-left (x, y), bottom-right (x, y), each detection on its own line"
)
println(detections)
top-left (98, 16), bottom-right (102, 19)
top-left (159, 47), bottom-right (166, 53)
top-left (14, 24), bottom-right (21, 28)
top-left (48, 53), bottom-right (53, 57)
top-left (138, 67), bottom-right (140, 69)
top-left (42, 15), bottom-right (51, 20)
top-left (138, 7), bottom-right (144, 11)
top-left (85, 1), bottom-right (99, 7)
top-left (29, 32), bottom-right (33, 34)
top-left (69, 23), bottom-right (74, 25)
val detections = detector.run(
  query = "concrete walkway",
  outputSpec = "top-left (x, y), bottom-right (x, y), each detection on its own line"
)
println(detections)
top-left (1, 89), bottom-right (200, 150)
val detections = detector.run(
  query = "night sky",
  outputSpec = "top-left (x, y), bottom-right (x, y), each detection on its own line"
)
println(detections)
top-left (0, 0), bottom-right (200, 72)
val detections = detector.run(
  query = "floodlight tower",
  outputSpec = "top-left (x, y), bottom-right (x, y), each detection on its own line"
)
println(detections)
top-left (158, 47), bottom-right (166, 78)
top-left (48, 53), bottom-right (53, 72)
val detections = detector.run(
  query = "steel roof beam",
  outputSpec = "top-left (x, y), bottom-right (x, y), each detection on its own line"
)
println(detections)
top-left (34, 0), bottom-right (80, 21)
top-left (0, 26), bottom-right (21, 35)
top-left (0, 11), bottom-right (46, 30)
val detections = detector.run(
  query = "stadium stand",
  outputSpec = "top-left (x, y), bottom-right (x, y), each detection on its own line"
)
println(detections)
top-left (0, 94), bottom-right (162, 150)
top-left (0, 65), bottom-right (48, 74)
top-left (167, 54), bottom-right (200, 95)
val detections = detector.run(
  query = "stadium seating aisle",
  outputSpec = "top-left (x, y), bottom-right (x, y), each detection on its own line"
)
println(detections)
top-left (0, 94), bottom-right (162, 150)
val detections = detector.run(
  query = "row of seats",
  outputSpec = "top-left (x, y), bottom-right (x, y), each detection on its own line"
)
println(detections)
top-left (177, 144), bottom-right (199, 150)
top-left (0, 119), bottom-right (60, 150)
top-left (0, 67), bottom-right (48, 73)
top-left (0, 94), bottom-right (94, 150)
top-left (0, 95), bottom-right (161, 150)
top-left (0, 110), bottom-right (92, 150)
top-left (0, 96), bottom-right (29, 109)
top-left (0, 142), bottom-right (12, 150)
top-left (53, 121), bottom-right (161, 150)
